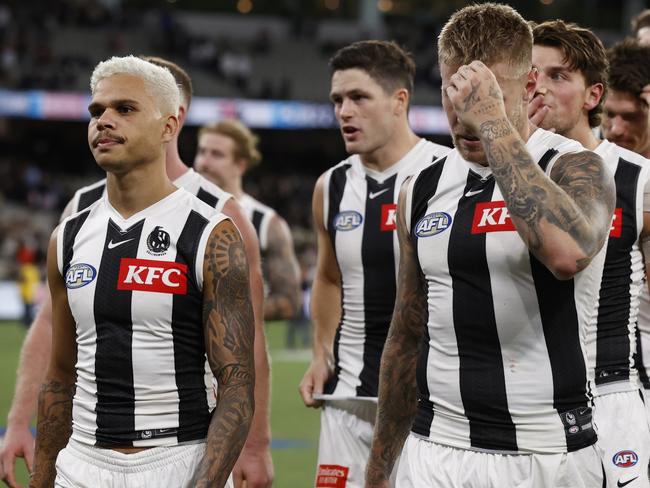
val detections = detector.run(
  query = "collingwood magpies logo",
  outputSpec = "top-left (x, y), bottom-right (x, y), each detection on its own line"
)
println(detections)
top-left (147, 226), bottom-right (170, 255)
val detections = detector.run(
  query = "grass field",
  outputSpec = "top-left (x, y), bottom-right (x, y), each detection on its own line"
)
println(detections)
top-left (0, 320), bottom-right (319, 487)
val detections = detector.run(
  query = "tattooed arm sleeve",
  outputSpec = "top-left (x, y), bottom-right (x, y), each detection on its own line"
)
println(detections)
top-left (480, 119), bottom-right (615, 279)
top-left (263, 214), bottom-right (301, 321)
top-left (194, 219), bottom-right (256, 488)
top-left (366, 180), bottom-right (427, 486)
top-left (29, 230), bottom-right (77, 488)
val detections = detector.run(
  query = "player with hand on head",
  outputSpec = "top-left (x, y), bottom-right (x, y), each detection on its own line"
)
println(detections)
top-left (298, 39), bottom-right (449, 487)
top-left (29, 55), bottom-right (255, 488)
top-left (194, 119), bottom-right (301, 323)
top-left (366, 4), bottom-right (615, 487)
top-left (531, 20), bottom-right (650, 488)
top-left (0, 57), bottom-right (273, 488)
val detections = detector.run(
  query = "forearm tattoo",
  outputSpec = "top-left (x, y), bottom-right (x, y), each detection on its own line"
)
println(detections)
top-left (30, 380), bottom-right (75, 488)
top-left (263, 224), bottom-right (301, 321)
top-left (195, 221), bottom-right (255, 488)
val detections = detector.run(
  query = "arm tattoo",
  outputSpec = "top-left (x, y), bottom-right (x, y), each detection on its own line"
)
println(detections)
top-left (480, 120), bottom-right (613, 266)
top-left (263, 221), bottom-right (301, 321)
top-left (194, 220), bottom-right (255, 488)
top-left (367, 185), bottom-right (426, 484)
top-left (30, 380), bottom-right (75, 488)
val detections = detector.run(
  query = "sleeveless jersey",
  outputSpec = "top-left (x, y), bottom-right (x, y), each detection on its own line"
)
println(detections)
top-left (321, 138), bottom-right (450, 400)
top-left (589, 140), bottom-right (650, 396)
top-left (239, 194), bottom-right (276, 254)
top-left (57, 188), bottom-right (227, 448)
top-left (405, 128), bottom-right (603, 454)
top-left (636, 284), bottom-right (650, 389)
top-left (69, 168), bottom-right (232, 215)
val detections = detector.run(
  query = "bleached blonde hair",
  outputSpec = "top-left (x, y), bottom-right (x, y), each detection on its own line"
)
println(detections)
top-left (90, 55), bottom-right (180, 117)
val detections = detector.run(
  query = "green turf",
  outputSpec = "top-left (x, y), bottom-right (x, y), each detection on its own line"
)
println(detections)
top-left (0, 320), bottom-right (319, 487)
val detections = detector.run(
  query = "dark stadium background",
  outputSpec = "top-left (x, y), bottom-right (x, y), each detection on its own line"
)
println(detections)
top-left (0, 0), bottom-right (647, 486)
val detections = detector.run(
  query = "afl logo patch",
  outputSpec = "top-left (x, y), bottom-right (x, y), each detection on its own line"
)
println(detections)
top-left (147, 226), bottom-right (170, 255)
top-left (613, 450), bottom-right (638, 468)
top-left (65, 263), bottom-right (97, 289)
top-left (415, 212), bottom-right (452, 237)
top-left (334, 211), bottom-right (363, 231)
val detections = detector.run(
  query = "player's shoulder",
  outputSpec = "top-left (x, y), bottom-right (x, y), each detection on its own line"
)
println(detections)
top-left (529, 127), bottom-right (584, 155)
top-left (420, 139), bottom-right (451, 161)
top-left (241, 193), bottom-right (276, 217)
top-left (70, 178), bottom-right (107, 214)
top-left (599, 139), bottom-right (650, 168)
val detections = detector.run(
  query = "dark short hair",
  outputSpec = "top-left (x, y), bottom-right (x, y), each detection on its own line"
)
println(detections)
top-left (142, 56), bottom-right (193, 108)
top-left (329, 40), bottom-right (415, 98)
top-left (533, 20), bottom-right (608, 128)
top-left (632, 9), bottom-right (650, 34)
top-left (607, 39), bottom-right (650, 100)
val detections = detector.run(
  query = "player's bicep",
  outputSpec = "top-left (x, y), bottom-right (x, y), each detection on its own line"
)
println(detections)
top-left (549, 150), bottom-right (615, 240)
top-left (266, 215), bottom-right (300, 290)
top-left (312, 174), bottom-right (341, 286)
top-left (202, 220), bottom-right (255, 388)
top-left (46, 229), bottom-right (77, 378)
top-left (392, 180), bottom-right (427, 339)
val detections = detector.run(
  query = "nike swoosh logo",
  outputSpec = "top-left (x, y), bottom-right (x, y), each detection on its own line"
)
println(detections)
top-left (107, 238), bottom-right (135, 249)
top-left (618, 477), bottom-right (639, 487)
top-left (368, 188), bottom-right (390, 200)
top-left (465, 189), bottom-right (484, 197)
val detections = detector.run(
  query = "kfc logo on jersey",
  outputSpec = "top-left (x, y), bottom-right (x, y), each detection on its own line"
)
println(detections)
top-left (613, 450), bottom-right (638, 468)
top-left (65, 263), bottom-right (97, 289)
top-left (415, 212), bottom-right (452, 237)
top-left (381, 203), bottom-right (397, 232)
top-left (315, 464), bottom-right (349, 488)
top-left (610, 208), bottom-right (622, 238)
top-left (334, 211), bottom-right (363, 231)
top-left (117, 258), bottom-right (187, 295)
top-left (471, 201), bottom-right (516, 234)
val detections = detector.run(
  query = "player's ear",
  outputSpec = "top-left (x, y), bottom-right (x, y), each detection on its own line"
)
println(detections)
top-left (162, 114), bottom-right (179, 143)
top-left (393, 87), bottom-right (409, 116)
top-left (525, 67), bottom-right (537, 102)
top-left (584, 83), bottom-right (604, 112)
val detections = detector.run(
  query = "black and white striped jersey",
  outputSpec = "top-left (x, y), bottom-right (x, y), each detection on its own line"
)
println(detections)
top-left (589, 140), bottom-right (650, 396)
top-left (321, 138), bottom-right (450, 400)
top-left (239, 194), bottom-right (276, 255)
top-left (57, 188), bottom-right (227, 448)
top-left (69, 168), bottom-right (232, 215)
top-left (405, 129), bottom-right (603, 454)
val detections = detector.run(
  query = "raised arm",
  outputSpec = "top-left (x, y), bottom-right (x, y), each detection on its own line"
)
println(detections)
top-left (194, 219), bottom-right (256, 488)
top-left (447, 61), bottom-right (615, 279)
top-left (2, 200), bottom-right (76, 488)
top-left (221, 198), bottom-right (273, 488)
top-left (299, 174), bottom-right (341, 408)
top-left (29, 230), bottom-right (77, 488)
top-left (365, 179), bottom-right (427, 487)
top-left (262, 214), bottom-right (301, 321)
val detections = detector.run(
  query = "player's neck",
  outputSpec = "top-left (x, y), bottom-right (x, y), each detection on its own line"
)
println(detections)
top-left (164, 138), bottom-right (190, 181)
top-left (562, 120), bottom-right (600, 151)
top-left (360, 127), bottom-right (420, 173)
top-left (227, 179), bottom-right (245, 200)
top-left (106, 162), bottom-right (176, 219)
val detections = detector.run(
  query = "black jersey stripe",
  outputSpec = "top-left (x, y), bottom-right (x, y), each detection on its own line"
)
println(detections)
top-left (538, 148), bottom-right (558, 173)
top-left (409, 159), bottom-right (446, 437)
top-left (173, 210), bottom-right (211, 443)
top-left (635, 326), bottom-right (650, 389)
top-left (251, 209), bottom-right (264, 237)
top-left (529, 258), bottom-right (596, 451)
top-left (448, 176), bottom-right (518, 451)
top-left (196, 187), bottom-right (220, 208)
top-left (77, 184), bottom-right (106, 212)
top-left (595, 158), bottom-right (640, 385)
top-left (323, 164), bottom-right (351, 395)
top-left (62, 210), bottom-right (91, 273)
top-left (94, 219), bottom-right (144, 447)
top-left (356, 175), bottom-right (397, 397)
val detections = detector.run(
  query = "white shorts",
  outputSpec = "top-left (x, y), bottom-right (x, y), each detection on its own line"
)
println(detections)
top-left (594, 390), bottom-right (650, 488)
top-left (396, 434), bottom-right (603, 488)
top-left (54, 438), bottom-right (234, 488)
top-left (316, 399), bottom-right (396, 488)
